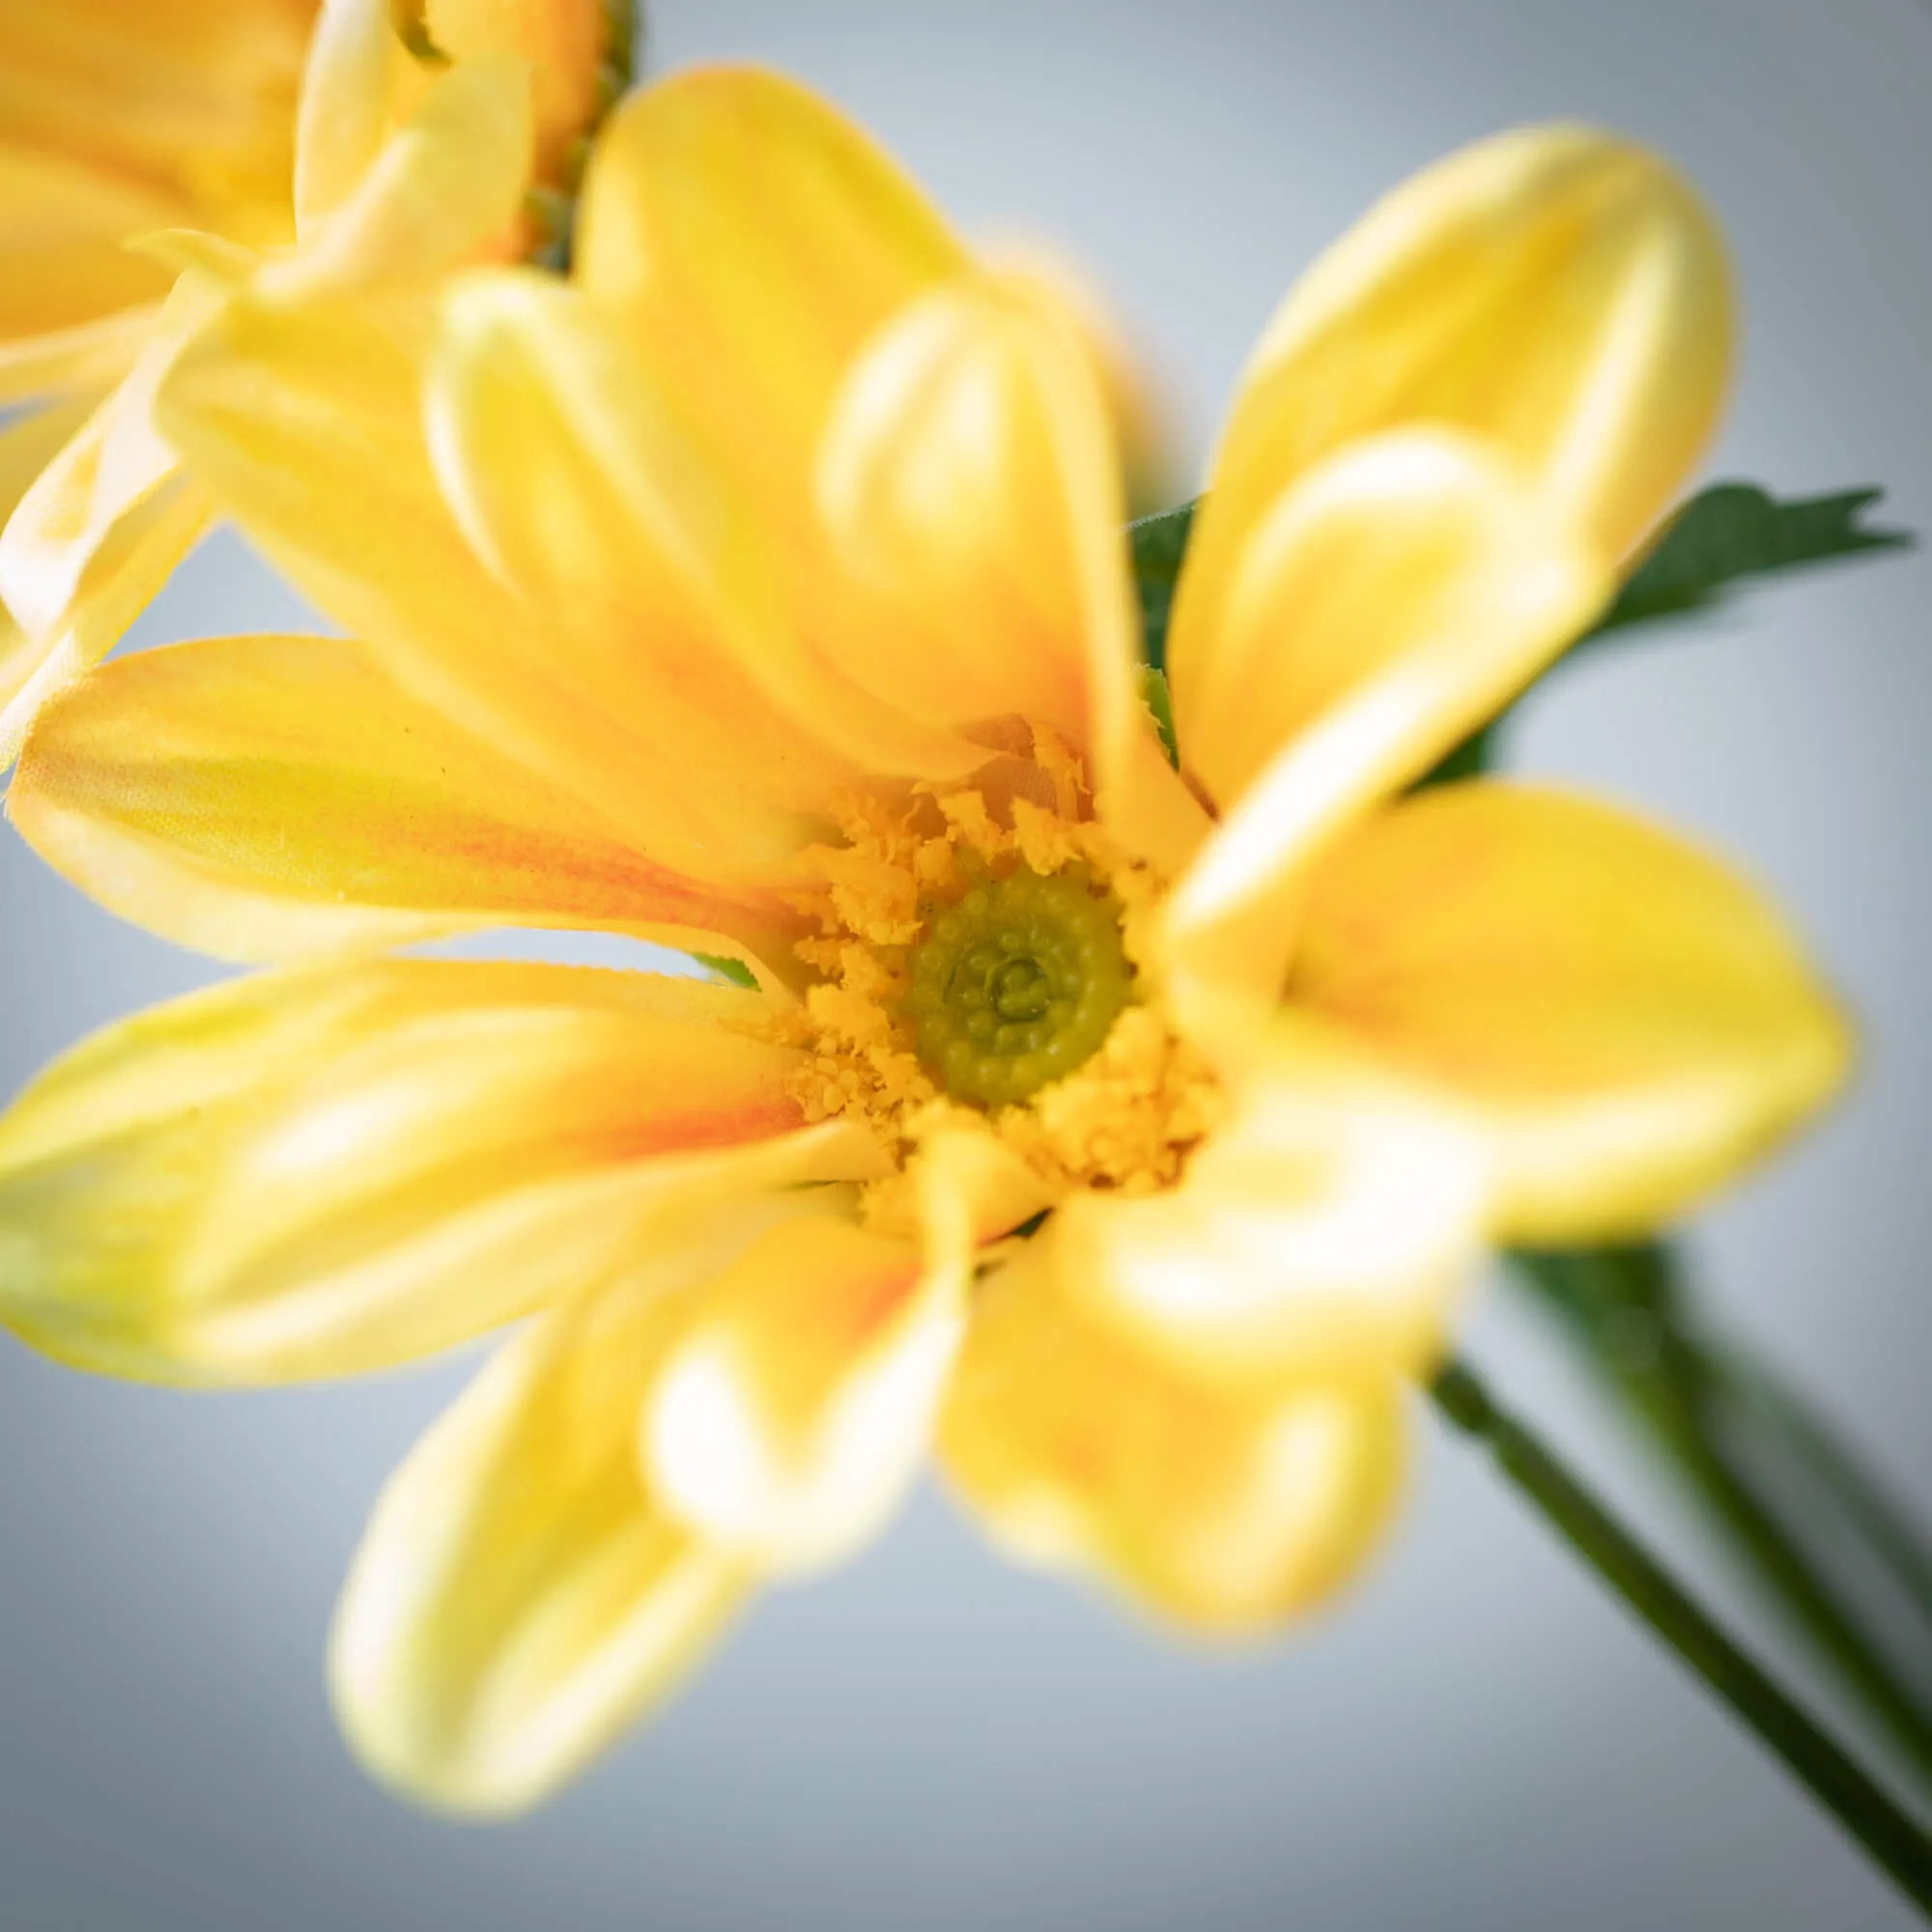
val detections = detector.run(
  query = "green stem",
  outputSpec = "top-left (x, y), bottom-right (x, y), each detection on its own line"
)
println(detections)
top-left (1729, 1356), bottom-right (1932, 1624)
top-left (1432, 1356), bottom-right (1932, 1918)
top-left (1508, 1246), bottom-right (1932, 1782)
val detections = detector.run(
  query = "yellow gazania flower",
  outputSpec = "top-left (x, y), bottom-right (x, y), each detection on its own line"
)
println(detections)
top-left (0, 0), bottom-right (621, 765)
top-left (0, 70), bottom-right (1847, 1814)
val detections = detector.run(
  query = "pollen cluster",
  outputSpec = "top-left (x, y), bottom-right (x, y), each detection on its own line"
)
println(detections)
top-left (776, 731), bottom-right (1223, 1226)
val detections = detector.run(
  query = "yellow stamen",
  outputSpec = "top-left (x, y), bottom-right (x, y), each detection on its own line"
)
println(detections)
top-left (778, 729), bottom-right (1224, 1234)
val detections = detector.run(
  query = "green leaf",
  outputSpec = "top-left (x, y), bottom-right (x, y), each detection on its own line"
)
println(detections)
top-left (1415, 481), bottom-right (1912, 792)
top-left (1589, 481), bottom-right (1912, 640)
top-left (1414, 722), bottom-right (1498, 791)
top-left (1127, 497), bottom-right (1197, 671)
top-left (1140, 665), bottom-right (1179, 767)
top-left (1133, 482), bottom-right (1911, 787)
top-left (689, 952), bottom-right (758, 989)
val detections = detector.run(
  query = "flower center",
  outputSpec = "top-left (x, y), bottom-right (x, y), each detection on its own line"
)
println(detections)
top-left (902, 865), bottom-right (1132, 1108)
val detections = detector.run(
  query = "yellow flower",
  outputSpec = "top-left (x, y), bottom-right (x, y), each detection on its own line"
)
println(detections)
top-left (0, 0), bottom-right (621, 765)
top-left (0, 70), bottom-right (1847, 1814)
top-left (0, 0), bottom-right (315, 366)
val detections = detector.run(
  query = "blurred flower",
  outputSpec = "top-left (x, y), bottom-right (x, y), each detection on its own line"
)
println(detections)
top-left (0, 0), bottom-right (315, 755)
top-left (0, 0), bottom-right (316, 376)
top-left (0, 0), bottom-right (619, 763)
top-left (0, 69), bottom-right (1847, 1814)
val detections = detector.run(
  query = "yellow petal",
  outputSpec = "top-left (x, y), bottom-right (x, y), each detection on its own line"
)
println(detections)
top-left (0, 142), bottom-right (180, 347)
top-left (427, 0), bottom-right (611, 187)
top-left (332, 1243), bottom-right (758, 1816)
top-left (576, 66), bottom-right (963, 538)
top-left (0, 960), bottom-right (879, 1383)
top-left (1162, 431), bottom-right (1606, 1029)
top-left (1173, 430), bottom-right (1606, 814)
top-left (1181, 124), bottom-right (1729, 658)
top-left (0, 405), bottom-right (99, 732)
top-left (0, 400), bottom-right (94, 530)
top-left (644, 1210), bottom-right (938, 1574)
top-left (980, 239), bottom-right (1182, 518)
top-left (0, 270), bottom-right (225, 644)
top-left (9, 632), bottom-right (805, 973)
top-left (154, 290), bottom-right (779, 884)
top-left (0, 471), bottom-right (211, 771)
top-left (573, 68), bottom-right (1002, 786)
top-left (1056, 1028), bottom-right (1488, 1388)
top-left (0, 304), bottom-right (159, 407)
top-left (820, 268), bottom-right (1204, 868)
top-left (645, 1126), bottom-right (1033, 1576)
top-left (816, 273), bottom-right (1122, 743)
top-left (1292, 781), bottom-right (1853, 1240)
top-left (0, 0), bottom-right (310, 253)
top-left (293, 0), bottom-right (404, 235)
top-left (270, 52), bottom-right (532, 299)
top-left (941, 1225), bottom-right (1407, 1634)
top-left (430, 270), bottom-right (942, 824)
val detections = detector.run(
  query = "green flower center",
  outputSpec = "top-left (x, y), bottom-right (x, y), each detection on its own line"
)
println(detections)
top-left (902, 865), bottom-right (1132, 1108)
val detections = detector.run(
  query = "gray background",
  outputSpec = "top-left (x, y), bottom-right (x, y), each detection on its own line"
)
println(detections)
top-left (2, 0), bottom-right (1927, 1925)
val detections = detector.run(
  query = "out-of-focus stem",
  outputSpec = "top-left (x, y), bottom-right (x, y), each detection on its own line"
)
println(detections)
top-left (1508, 1244), bottom-right (1932, 1785)
top-left (1432, 1356), bottom-right (1932, 1918)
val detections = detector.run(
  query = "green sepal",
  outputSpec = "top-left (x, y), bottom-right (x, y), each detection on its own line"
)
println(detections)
top-left (1414, 723), bottom-right (1496, 791)
top-left (1127, 497), bottom-right (1197, 672)
top-left (1140, 666), bottom-right (1179, 768)
top-left (689, 952), bottom-right (758, 990)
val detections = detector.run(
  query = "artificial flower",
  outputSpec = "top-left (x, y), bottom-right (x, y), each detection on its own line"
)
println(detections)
top-left (0, 0), bottom-right (623, 764)
top-left (0, 68), bottom-right (1847, 1814)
